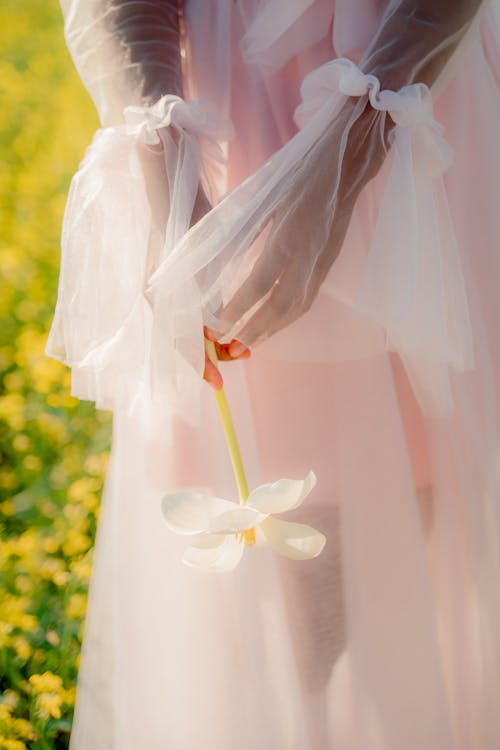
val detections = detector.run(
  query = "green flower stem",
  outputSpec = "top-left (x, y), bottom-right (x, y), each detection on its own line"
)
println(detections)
top-left (204, 337), bottom-right (250, 504)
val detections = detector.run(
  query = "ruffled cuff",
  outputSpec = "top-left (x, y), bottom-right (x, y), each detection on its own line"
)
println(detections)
top-left (296, 58), bottom-right (475, 417)
top-left (45, 94), bottom-right (233, 424)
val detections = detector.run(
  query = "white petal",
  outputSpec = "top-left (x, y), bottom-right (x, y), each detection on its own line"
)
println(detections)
top-left (259, 516), bottom-right (326, 560)
top-left (161, 491), bottom-right (238, 535)
top-left (247, 471), bottom-right (317, 515)
top-left (182, 534), bottom-right (245, 572)
top-left (210, 505), bottom-right (268, 534)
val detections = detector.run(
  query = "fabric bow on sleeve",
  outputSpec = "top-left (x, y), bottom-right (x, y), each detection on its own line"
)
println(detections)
top-left (45, 95), bottom-right (233, 424)
top-left (296, 58), bottom-right (476, 417)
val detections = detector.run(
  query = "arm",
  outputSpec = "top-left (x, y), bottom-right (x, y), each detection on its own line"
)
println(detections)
top-left (362, 0), bottom-right (485, 89)
top-left (48, 0), bottom-right (238, 412)
top-left (60, 0), bottom-right (184, 123)
top-left (155, 0), bottom-right (485, 347)
top-left (109, 0), bottom-right (183, 100)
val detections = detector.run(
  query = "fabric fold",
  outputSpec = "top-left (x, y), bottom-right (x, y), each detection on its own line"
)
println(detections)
top-left (240, 0), bottom-right (334, 73)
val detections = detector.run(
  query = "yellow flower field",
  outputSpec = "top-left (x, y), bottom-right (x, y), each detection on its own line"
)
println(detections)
top-left (0, 3), bottom-right (109, 747)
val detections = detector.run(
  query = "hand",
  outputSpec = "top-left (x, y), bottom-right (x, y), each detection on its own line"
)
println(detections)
top-left (215, 100), bottom-right (392, 347)
top-left (189, 191), bottom-right (252, 391)
top-left (188, 186), bottom-right (252, 391)
top-left (203, 326), bottom-right (251, 391)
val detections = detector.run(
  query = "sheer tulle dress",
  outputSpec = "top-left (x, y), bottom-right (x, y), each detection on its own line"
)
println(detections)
top-left (46, 1), bottom-right (500, 747)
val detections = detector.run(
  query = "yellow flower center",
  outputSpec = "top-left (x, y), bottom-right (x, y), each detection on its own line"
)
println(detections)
top-left (239, 527), bottom-right (256, 546)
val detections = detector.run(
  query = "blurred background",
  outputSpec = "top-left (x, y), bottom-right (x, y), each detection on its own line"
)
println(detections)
top-left (1, 2), bottom-right (111, 747)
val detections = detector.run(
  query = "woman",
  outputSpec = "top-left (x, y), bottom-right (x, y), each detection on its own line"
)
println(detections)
top-left (47, 1), bottom-right (500, 747)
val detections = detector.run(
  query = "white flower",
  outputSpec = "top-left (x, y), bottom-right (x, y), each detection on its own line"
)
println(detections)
top-left (161, 470), bottom-right (326, 572)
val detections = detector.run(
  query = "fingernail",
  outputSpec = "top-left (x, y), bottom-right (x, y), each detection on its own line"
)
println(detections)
top-left (204, 326), bottom-right (217, 341)
top-left (229, 341), bottom-right (247, 357)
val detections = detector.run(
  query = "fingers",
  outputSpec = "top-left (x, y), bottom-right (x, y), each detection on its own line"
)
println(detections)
top-left (203, 326), bottom-right (251, 360)
top-left (203, 353), bottom-right (223, 391)
top-left (228, 192), bottom-right (356, 345)
top-left (215, 341), bottom-right (252, 361)
top-left (236, 296), bottom-right (293, 346)
top-left (235, 260), bottom-right (305, 345)
top-left (202, 327), bottom-right (251, 391)
top-left (203, 325), bottom-right (221, 342)
top-left (228, 340), bottom-right (250, 358)
top-left (218, 237), bottom-right (287, 326)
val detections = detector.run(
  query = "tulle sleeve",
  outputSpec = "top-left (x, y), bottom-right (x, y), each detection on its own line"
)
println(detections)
top-left (147, 0), bottom-right (485, 419)
top-left (47, 0), bottom-right (487, 426)
top-left (45, 1), bottom-right (233, 423)
top-left (59, 0), bottom-right (184, 123)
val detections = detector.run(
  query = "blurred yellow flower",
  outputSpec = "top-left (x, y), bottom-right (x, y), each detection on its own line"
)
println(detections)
top-left (62, 529), bottom-right (91, 558)
top-left (65, 593), bottom-right (87, 620)
top-left (29, 672), bottom-right (63, 695)
top-left (22, 455), bottom-right (41, 472)
top-left (39, 556), bottom-right (65, 580)
top-left (68, 476), bottom-right (101, 502)
top-left (0, 394), bottom-right (25, 430)
top-left (84, 452), bottom-right (110, 476)
top-left (31, 357), bottom-right (63, 393)
top-left (19, 614), bottom-right (38, 633)
top-left (0, 704), bottom-right (13, 722)
top-left (0, 595), bottom-right (39, 633)
top-left (11, 636), bottom-right (32, 663)
top-left (12, 434), bottom-right (30, 452)
top-left (62, 686), bottom-right (77, 707)
top-left (69, 555), bottom-right (92, 583)
top-left (0, 2), bottom-right (106, 740)
top-left (1, 740), bottom-right (28, 750)
top-left (39, 557), bottom-right (71, 586)
top-left (15, 328), bottom-right (47, 365)
top-left (10, 530), bottom-right (38, 556)
top-left (1, 691), bottom-right (19, 709)
top-left (45, 630), bottom-right (60, 647)
top-left (0, 500), bottom-right (15, 516)
top-left (36, 412), bottom-right (68, 442)
top-left (14, 576), bottom-right (33, 595)
top-left (63, 501), bottom-right (88, 523)
top-left (10, 718), bottom-right (35, 742)
top-left (0, 471), bottom-right (18, 490)
top-left (0, 622), bottom-right (13, 649)
top-left (35, 693), bottom-right (62, 720)
top-left (53, 570), bottom-right (72, 586)
top-left (3, 372), bottom-right (25, 392)
top-left (15, 299), bottom-right (40, 322)
top-left (39, 530), bottom-right (62, 552)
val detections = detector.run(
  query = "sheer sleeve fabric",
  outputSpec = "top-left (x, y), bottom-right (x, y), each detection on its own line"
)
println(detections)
top-left (147, 0), bottom-right (486, 418)
top-left (46, 0), bottom-right (232, 423)
top-left (60, 0), bottom-right (183, 125)
top-left (48, 0), bottom-right (488, 424)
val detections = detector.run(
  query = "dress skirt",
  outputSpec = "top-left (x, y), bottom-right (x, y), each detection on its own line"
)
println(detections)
top-left (46, 1), bottom-right (500, 747)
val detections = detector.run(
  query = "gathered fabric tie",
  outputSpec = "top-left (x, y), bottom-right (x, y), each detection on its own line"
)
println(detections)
top-left (296, 57), bottom-right (475, 417)
top-left (124, 94), bottom-right (233, 146)
top-left (45, 95), bottom-right (233, 423)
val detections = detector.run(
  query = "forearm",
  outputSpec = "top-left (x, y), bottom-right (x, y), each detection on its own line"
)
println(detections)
top-left (109, 0), bottom-right (183, 100)
top-left (361, 0), bottom-right (484, 90)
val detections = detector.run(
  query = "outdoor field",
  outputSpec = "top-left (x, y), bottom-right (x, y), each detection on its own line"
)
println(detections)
top-left (0, 3), bottom-right (108, 747)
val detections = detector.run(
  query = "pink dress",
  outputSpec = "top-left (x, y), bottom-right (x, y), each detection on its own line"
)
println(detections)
top-left (47, 1), bottom-right (500, 747)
